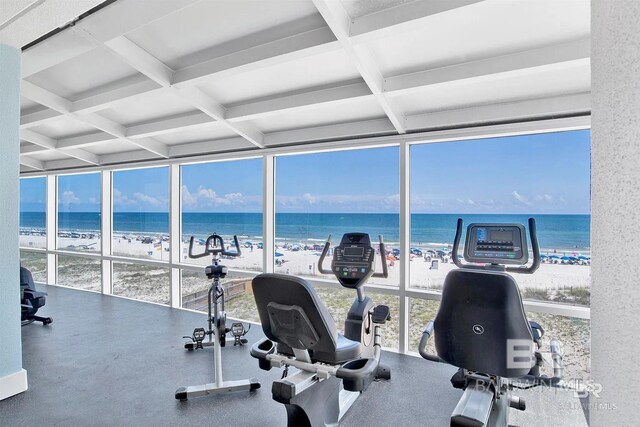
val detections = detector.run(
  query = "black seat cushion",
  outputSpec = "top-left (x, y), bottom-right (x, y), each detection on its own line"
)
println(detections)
top-left (434, 269), bottom-right (535, 378)
top-left (253, 273), bottom-right (361, 365)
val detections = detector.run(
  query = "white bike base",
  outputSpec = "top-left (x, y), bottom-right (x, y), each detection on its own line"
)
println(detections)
top-left (175, 378), bottom-right (260, 400)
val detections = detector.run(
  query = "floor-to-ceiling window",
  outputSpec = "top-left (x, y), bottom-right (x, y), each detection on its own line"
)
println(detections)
top-left (19, 176), bottom-right (46, 249)
top-left (57, 172), bottom-right (101, 253)
top-left (112, 167), bottom-right (169, 260)
top-left (275, 147), bottom-right (400, 349)
top-left (180, 158), bottom-right (263, 317)
top-left (409, 130), bottom-right (591, 381)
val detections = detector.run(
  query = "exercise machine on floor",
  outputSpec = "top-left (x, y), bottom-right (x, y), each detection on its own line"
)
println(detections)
top-left (21, 266), bottom-right (52, 326)
top-left (418, 219), bottom-right (564, 427)
top-left (251, 232), bottom-right (391, 427)
top-left (175, 233), bottom-right (260, 400)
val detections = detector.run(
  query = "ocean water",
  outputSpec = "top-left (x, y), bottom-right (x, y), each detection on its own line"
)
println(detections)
top-left (21, 212), bottom-right (590, 251)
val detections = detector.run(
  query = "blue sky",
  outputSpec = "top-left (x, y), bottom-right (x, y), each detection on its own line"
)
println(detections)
top-left (113, 167), bottom-right (169, 212)
top-left (57, 173), bottom-right (101, 213)
top-left (20, 177), bottom-right (46, 212)
top-left (22, 130), bottom-right (591, 215)
top-left (182, 159), bottom-right (262, 212)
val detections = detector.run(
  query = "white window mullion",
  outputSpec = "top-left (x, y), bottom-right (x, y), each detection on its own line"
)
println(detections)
top-left (169, 163), bottom-right (181, 308)
top-left (101, 171), bottom-right (112, 294)
top-left (263, 155), bottom-right (275, 273)
top-left (46, 174), bottom-right (57, 285)
top-left (398, 139), bottom-right (410, 353)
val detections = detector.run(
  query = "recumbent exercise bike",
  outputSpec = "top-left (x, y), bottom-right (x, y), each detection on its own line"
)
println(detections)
top-left (418, 219), bottom-right (564, 427)
top-left (251, 232), bottom-right (391, 427)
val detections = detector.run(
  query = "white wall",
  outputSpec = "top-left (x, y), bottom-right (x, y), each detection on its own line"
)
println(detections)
top-left (0, 44), bottom-right (27, 400)
top-left (591, 0), bottom-right (640, 424)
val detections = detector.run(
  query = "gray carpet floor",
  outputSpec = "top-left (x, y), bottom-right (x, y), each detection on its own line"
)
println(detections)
top-left (1, 285), bottom-right (589, 426)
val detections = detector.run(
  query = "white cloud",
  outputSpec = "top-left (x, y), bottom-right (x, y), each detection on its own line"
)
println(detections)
top-left (61, 191), bottom-right (80, 205)
top-left (302, 193), bottom-right (316, 204)
top-left (182, 185), bottom-right (249, 208)
top-left (133, 192), bottom-right (163, 207)
top-left (512, 190), bottom-right (532, 206)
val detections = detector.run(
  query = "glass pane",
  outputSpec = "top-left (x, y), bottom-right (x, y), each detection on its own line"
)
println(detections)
top-left (409, 131), bottom-right (591, 307)
top-left (57, 255), bottom-right (101, 292)
top-left (181, 270), bottom-right (259, 323)
top-left (20, 177), bottom-right (46, 249)
top-left (113, 262), bottom-right (170, 305)
top-left (408, 298), bottom-right (590, 382)
top-left (315, 286), bottom-right (399, 351)
top-left (112, 167), bottom-right (169, 260)
top-left (20, 251), bottom-right (47, 283)
top-left (181, 159), bottom-right (263, 272)
top-left (408, 297), bottom-right (441, 356)
top-left (275, 148), bottom-right (399, 287)
top-left (57, 173), bottom-right (101, 253)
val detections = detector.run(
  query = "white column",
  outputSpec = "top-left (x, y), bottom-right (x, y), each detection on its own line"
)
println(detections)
top-left (101, 171), bottom-right (112, 294)
top-left (0, 43), bottom-right (28, 401)
top-left (398, 140), bottom-right (410, 353)
top-left (263, 155), bottom-right (275, 273)
top-left (46, 174), bottom-right (56, 285)
top-left (591, 1), bottom-right (640, 424)
top-left (169, 163), bottom-right (181, 307)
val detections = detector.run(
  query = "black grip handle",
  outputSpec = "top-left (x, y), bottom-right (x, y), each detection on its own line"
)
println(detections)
top-left (452, 218), bottom-right (464, 268)
top-left (188, 236), bottom-right (209, 259)
top-left (418, 321), bottom-right (443, 363)
top-left (371, 235), bottom-right (388, 278)
top-left (222, 235), bottom-right (242, 257)
top-left (317, 235), bottom-right (333, 275)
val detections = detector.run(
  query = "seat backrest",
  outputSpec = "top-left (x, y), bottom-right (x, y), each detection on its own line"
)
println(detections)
top-left (20, 266), bottom-right (36, 293)
top-left (434, 269), bottom-right (534, 378)
top-left (252, 273), bottom-right (339, 357)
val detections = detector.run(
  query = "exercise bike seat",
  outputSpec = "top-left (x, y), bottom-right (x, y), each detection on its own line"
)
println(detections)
top-left (253, 273), bottom-right (362, 365)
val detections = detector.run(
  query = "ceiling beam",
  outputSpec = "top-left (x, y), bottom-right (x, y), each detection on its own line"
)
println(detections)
top-left (19, 155), bottom-right (44, 171)
top-left (227, 81), bottom-right (373, 122)
top-left (264, 117), bottom-right (395, 147)
top-left (384, 38), bottom-right (591, 95)
top-left (405, 92), bottom-right (591, 131)
top-left (172, 26), bottom-right (338, 87)
top-left (349, 0), bottom-right (484, 43)
top-left (312, 0), bottom-right (406, 133)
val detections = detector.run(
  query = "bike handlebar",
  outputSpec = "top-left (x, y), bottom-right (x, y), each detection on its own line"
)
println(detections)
top-left (188, 233), bottom-right (242, 259)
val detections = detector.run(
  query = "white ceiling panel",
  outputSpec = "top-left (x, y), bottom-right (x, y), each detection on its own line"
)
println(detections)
top-left (251, 97), bottom-right (385, 133)
top-left (363, 0), bottom-right (590, 77)
top-left (29, 116), bottom-right (102, 139)
top-left (98, 90), bottom-right (199, 126)
top-left (126, 0), bottom-right (320, 69)
top-left (25, 47), bottom-right (144, 100)
top-left (28, 150), bottom-right (73, 162)
top-left (197, 49), bottom-right (362, 105)
top-left (20, 96), bottom-right (41, 113)
top-left (81, 139), bottom-right (139, 155)
top-left (339, 0), bottom-right (411, 19)
top-left (390, 59), bottom-right (591, 116)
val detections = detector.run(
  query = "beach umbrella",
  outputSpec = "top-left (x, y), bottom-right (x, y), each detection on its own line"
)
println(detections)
top-left (548, 255), bottom-right (561, 259)
top-left (275, 252), bottom-right (284, 257)
top-left (578, 255), bottom-right (590, 260)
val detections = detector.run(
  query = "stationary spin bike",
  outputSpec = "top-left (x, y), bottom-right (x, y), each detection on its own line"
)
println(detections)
top-left (251, 232), bottom-right (391, 427)
top-left (175, 233), bottom-right (260, 400)
top-left (418, 219), bottom-right (564, 426)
